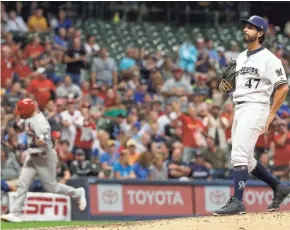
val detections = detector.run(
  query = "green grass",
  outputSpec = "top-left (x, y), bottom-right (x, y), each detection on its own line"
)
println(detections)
top-left (1, 221), bottom-right (112, 229)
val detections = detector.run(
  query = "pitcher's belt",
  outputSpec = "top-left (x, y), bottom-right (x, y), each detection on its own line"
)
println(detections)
top-left (30, 152), bottom-right (46, 157)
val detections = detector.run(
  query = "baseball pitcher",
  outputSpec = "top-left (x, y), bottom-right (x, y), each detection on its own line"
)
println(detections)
top-left (215, 16), bottom-right (290, 215)
top-left (1, 98), bottom-right (87, 222)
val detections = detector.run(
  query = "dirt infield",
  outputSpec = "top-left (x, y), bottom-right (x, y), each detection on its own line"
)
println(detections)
top-left (34, 212), bottom-right (290, 230)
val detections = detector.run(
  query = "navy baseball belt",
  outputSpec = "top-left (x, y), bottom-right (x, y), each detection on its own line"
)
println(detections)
top-left (30, 152), bottom-right (46, 157)
top-left (236, 101), bottom-right (246, 105)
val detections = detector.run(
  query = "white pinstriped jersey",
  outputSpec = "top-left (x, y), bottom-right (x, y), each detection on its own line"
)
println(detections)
top-left (233, 47), bottom-right (288, 104)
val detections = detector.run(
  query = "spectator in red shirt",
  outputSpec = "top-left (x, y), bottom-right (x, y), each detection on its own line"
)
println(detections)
top-left (74, 107), bottom-right (96, 160)
top-left (221, 101), bottom-right (234, 143)
top-left (1, 45), bottom-right (16, 88)
top-left (56, 140), bottom-right (74, 166)
top-left (23, 35), bottom-right (44, 60)
top-left (273, 120), bottom-right (290, 167)
top-left (104, 88), bottom-right (117, 108)
top-left (27, 68), bottom-right (56, 110)
top-left (3, 33), bottom-right (20, 53)
top-left (255, 124), bottom-right (275, 159)
top-left (173, 101), bottom-right (206, 163)
top-left (14, 50), bottom-right (33, 79)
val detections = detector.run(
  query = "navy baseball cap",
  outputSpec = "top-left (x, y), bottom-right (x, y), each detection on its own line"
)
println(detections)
top-left (240, 15), bottom-right (268, 32)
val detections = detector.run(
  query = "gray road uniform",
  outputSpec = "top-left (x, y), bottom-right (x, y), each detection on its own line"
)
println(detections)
top-left (11, 112), bottom-right (80, 215)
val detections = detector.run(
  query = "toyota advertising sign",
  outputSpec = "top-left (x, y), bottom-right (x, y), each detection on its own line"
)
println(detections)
top-left (89, 184), bottom-right (194, 216)
top-left (194, 185), bottom-right (290, 215)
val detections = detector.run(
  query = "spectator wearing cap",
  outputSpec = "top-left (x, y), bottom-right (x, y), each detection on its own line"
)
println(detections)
top-left (69, 148), bottom-right (92, 178)
top-left (59, 99), bottom-right (82, 151)
top-left (64, 37), bottom-right (86, 86)
top-left (23, 35), bottom-right (45, 60)
top-left (85, 84), bottom-right (104, 106)
top-left (113, 149), bottom-right (136, 179)
top-left (5, 10), bottom-right (28, 33)
top-left (56, 75), bottom-right (82, 99)
top-left (84, 35), bottom-right (100, 56)
top-left (150, 152), bottom-right (168, 180)
top-left (193, 74), bottom-right (210, 98)
top-left (132, 152), bottom-right (152, 180)
top-left (27, 8), bottom-right (48, 32)
top-left (161, 67), bottom-right (193, 104)
top-left (273, 120), bottom-right (290, 167)
top-left (91, 47), bottom-right (118, 88)
top-left (27, 68), bottom-right (56, 110)
top-left (172, 101), bottom-right (206, 163)
top-left (2, 82), bottom-right (24, 113)
top-left (178, 40), bottom-right (198, 74)
top-left (186, 154), bottom-right (210, 180)
top-left (56, 9), bottom-right (73, 30)
top-left (195, 38), bottom-right (211, 74)
top-left (126, 139), bottom-right (140, 165)
top-left (99, 140), bottom-right (120, 174)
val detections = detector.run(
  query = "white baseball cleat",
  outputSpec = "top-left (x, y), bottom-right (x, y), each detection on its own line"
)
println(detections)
top-left (1, 213), bottom-right (22, 222)
top-left (76, 187), bottom-right (87, 211)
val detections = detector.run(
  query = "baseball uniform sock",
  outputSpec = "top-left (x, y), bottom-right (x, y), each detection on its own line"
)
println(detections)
top-left (233, 166), bottom-right (248, 201)
top-left (251, 162), bottom-right (280, 191)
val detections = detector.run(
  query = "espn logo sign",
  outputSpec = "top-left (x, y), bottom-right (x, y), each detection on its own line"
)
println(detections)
top-left (9, 192), bottom-right (71, 221)
top-left (23, 197), bottom-right (68, 216)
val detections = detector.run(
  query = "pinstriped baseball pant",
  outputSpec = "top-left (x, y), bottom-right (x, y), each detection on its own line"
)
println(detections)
top-left (231, 102), bottom-right (270, 172)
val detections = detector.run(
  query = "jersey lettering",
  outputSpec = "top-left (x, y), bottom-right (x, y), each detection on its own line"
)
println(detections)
top-left (245, 78), bottom-right (260, 89)
top-left (236, 67), bottom-right (260, 77)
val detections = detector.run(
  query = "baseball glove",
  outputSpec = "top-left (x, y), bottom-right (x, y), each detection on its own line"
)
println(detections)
top-left (219, 60), bottom-right (237, 93)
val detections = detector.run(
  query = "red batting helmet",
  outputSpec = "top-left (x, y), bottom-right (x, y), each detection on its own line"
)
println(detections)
top-left (15, 98), bottom-right (36, 119)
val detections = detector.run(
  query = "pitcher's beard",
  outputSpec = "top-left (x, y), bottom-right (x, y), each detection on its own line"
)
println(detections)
top-left (243, 34), bottom-right (258, 43)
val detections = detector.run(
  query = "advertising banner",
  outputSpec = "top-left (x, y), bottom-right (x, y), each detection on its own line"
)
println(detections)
top-left (89, 184), bottom-right (194, 216)
top-left (194, 185), bottom-right (290, 215)
top-left (8, 192), bottom-right (71, 221)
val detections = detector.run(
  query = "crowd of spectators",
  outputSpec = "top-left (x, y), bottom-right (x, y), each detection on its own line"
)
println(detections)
top-left (1, 3), bottom-right (290, 193)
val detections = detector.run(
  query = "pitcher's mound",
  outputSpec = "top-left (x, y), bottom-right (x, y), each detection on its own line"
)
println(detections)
top-left (96, 211), bottom-right (290, 230)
